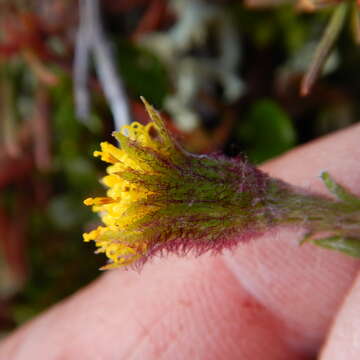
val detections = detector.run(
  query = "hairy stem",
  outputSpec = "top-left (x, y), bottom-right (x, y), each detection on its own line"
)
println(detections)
top-left (263, 178), bottom-right (360, 254)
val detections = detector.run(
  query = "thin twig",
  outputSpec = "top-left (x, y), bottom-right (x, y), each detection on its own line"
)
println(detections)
top-left (74, 0), bottom-right (131, 130)
top-left (301, 3), bottom-right (348, 96)
top-left (73, 0), bottom-right (92, 120)
top-left (32, 85), bottom-right (51, 171)
top-left (0, 67), bottom-right (21, 157)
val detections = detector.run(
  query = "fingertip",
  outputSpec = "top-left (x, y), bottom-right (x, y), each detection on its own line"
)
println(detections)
top-left (320, 271), bottom-right (360, 360)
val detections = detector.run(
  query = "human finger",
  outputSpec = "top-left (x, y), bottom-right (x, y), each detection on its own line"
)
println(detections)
top-left (319, 270), bottom-right (360, 359)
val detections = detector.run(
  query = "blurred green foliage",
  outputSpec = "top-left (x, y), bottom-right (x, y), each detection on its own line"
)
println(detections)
top-left (117, 40), bottom-right (169, 108)
top-left (237, 99), bottom-right (296, 164)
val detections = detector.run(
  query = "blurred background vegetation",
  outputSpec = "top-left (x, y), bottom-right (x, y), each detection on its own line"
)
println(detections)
top-left (0, 0), bottom-right (359, 336)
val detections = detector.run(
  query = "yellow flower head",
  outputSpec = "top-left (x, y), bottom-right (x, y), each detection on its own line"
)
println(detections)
top-left (84, 99), bottom-right (360, 266)
top-left (83, 98), bottom-right (181, 269)
top-left (83, 98), bottom-right (271, 269)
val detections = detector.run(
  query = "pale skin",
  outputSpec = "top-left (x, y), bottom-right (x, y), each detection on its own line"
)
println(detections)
top-left (1, 124), bottom-right (360, 359)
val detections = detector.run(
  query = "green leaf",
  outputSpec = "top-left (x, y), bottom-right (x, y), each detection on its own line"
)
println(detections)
top-left (321, 172), bottom-right (360, 206)
top-left (238, 99), bottom-right (296, 164)
top-left (116, 40), bottom-right (169, 107)
top-left (351, 2), bottom-right (360, 45)
top-left (313, 236), bottom-right (360, 258)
